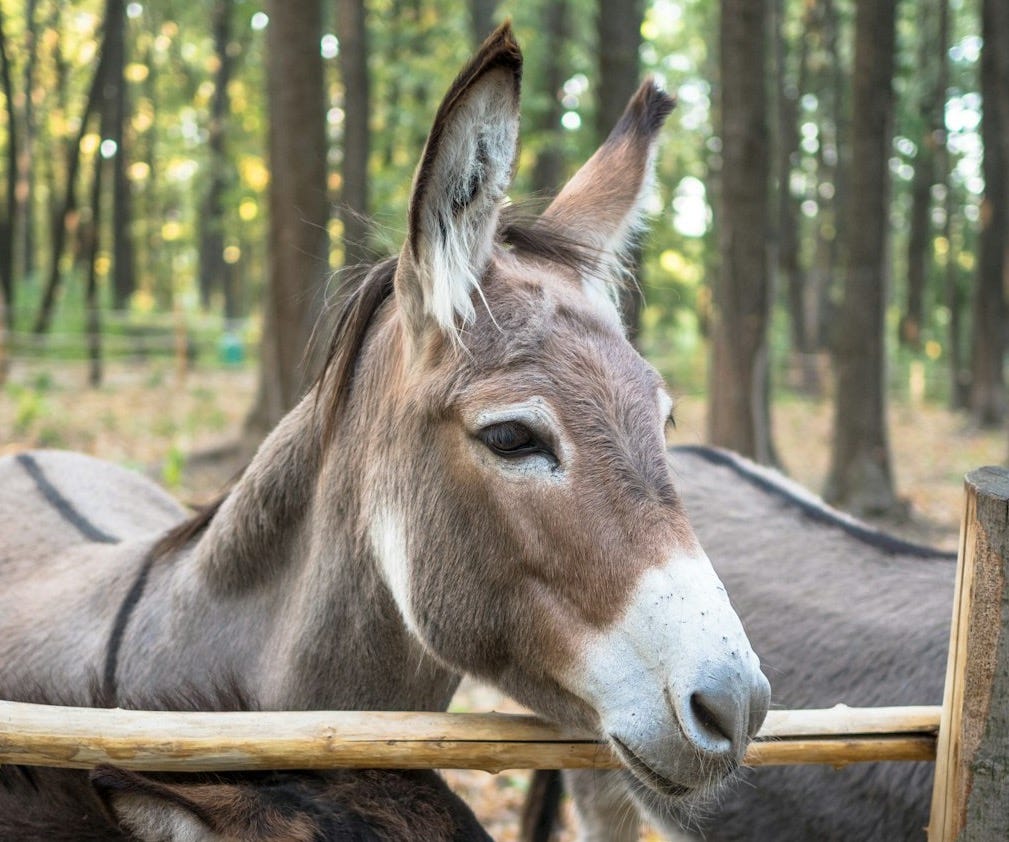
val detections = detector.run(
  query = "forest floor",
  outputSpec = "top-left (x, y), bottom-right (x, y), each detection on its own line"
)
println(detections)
top-left (2, 358), bottom-right (1006, 840)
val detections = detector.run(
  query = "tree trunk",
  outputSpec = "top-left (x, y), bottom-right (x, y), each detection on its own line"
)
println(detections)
top-left (970, 0), bottom-right (1009, 427)
top-left (932, 0), bottom-right (966, 410)
top-left (824, 0), bottom-right (899, 514)
top-left (775, 0), bottom-right (812, 391)
top-left (84, 153), bottom-right (105, 387)
top-left (815, 0), bottom-right (845, 354)
top-left (900, 0), bottom-right (942, 350)
top-left (467, 0), bottom-right (497, 46)
top-left (530, 0), bottom-right (569, 198)
top-left (105, 0), bottom-right (134, 310)
top-left (19, 0), bottom-right (37, 283)
top-left (708, 0), bottom-right (777, 465)
top-left (34, 7), bottom-right (112, 334)
top-left (596, 0), bottom-right (644, 341)
top-left (0, 8), bottom-right (17, 329)
top-left (198, 0), bottom-right (235, 310)
top-left (336, 0), bottom-right (371, 269)
top-left (245, 0), bottom-right (329, 440)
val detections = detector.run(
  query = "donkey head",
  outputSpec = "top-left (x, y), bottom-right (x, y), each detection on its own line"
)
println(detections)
top-left (354, 23), bottom-right (770, 802)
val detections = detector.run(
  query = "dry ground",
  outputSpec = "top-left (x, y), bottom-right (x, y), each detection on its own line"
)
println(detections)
top-left (2, 359), bottom-right (1006, 840)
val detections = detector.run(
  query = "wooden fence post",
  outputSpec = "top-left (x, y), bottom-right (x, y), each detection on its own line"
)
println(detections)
top-left (928, 467), bottom-right (1009, 841)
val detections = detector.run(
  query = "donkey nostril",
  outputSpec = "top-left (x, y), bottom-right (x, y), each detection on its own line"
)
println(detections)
top-left (689, 691), bottom-right (735, 744)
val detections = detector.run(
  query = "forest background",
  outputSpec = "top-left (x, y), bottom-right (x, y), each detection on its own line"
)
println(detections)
top-left (0, 0), bottom-right (1006, 546)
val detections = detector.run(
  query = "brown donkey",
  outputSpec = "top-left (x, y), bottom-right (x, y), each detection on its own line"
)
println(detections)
top-left (2, 764), bottom-right (492, 841)
top-left (3, 684), bottom-right (491, 841)
top-left (0, 24), bottom-right (768, 809)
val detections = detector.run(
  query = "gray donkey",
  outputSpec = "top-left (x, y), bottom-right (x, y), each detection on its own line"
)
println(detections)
top-left (525, 445), bottom-right (953, 841)
top-left (0, 23), bottom-right (768, 817)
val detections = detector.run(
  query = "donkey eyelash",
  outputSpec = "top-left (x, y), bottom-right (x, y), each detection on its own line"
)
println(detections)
top-left (476, 421), bottom-right (558, 464)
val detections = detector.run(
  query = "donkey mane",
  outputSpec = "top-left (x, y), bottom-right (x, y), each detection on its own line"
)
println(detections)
top-left (672, 445), bottom-right (955, 560)
top-left (153, 216), bottom-right (599, 560)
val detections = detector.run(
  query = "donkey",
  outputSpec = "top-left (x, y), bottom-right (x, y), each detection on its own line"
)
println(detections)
top-left (2, 764), bottom-right (492, 841)
top-left (526, 445), bottom-right (954, 841)
top-left (0, 24), bottom-right (769, 810)
top-left (2, 684), bottom-right (492, 841)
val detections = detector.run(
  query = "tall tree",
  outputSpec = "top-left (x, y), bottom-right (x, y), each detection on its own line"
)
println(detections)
top-left (900, 0), bottom-right (943, 350)
top-left (934, 0), bottom-right (967, 410)
top-left (198, 0), bottom-right (236, 311)
top-left (708, 0), bottom-right (777, 464)
top-left (84, 139), bottom-right (106, 387)
top-left (336, 0), bottom-right (371, 269)
top-left (809, 0), bottom-right (846, 365)
top-left (824, 0), bottom-right (899, 513)
top-left (774, 0), bottom-right (811, 390)
top-left (596, 0), bottom-right (644, 340)
top-left (467, 0), bottom-right (497, 45)
top-left (34, 5), bottom-right (113, 334)
top-left (19, 0), bottom-right (38, 282)
top-left (105, 0), bottom-right (134, 310)
top-left (970, 0), bottom-right (1009, 426)
top-left (530, 0), bottom-right (569, 197)
top-left (245, 0), bottom-right (329, 438)
top-left (0, 7), bottom-right (17, 329)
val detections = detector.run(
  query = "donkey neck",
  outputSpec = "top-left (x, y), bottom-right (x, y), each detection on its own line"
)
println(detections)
top-left (182, 340), bottom-right (460, 712)
top-left (194, 396), bottom-right (323, 593)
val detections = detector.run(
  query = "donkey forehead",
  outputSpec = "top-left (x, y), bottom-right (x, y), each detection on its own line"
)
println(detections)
top-left (458, 254), bottom-right (666, 398)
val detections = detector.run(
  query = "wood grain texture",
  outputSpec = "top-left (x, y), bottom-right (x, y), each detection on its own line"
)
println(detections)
top-left (0, 702), bottom-right (939, 773)
top-left (929, 466), bottom-right (1009, 841)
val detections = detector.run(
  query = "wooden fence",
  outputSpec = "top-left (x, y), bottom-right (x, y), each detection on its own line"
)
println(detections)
top-left (1, 467), bottom-right (1007, 840)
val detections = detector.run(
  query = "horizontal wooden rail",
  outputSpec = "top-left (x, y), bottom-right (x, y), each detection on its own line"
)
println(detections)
top-left (0, 701), bottom-right (940, 774)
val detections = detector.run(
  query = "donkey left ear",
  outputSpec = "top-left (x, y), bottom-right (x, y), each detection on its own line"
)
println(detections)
top-left (396, 22), bottom-right (522, 342)
top-left (542, 79), bottom-right (674, 286)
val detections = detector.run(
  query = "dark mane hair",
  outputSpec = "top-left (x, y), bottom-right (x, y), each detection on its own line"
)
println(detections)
top-left (154, 215), bottom-right (597, 559)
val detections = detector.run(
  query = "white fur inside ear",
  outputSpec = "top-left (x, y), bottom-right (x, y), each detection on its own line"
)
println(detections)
top-left (595, 141), bottom-right (661, 316)
top-left (581, 274), bottom-right (624, 329)
top-left (111, 792), bottom-right (220, 842)
top-left (413, 75), bottom-right (518, 336)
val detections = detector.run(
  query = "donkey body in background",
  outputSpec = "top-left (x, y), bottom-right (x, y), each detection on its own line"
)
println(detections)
top-left (0, 24), bottom-right (768, 814)
top-left (547, 445), bottom-right (953, 841)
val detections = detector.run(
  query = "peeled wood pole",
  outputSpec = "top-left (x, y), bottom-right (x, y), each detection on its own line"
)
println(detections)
top-left (929, 467), bottom-right (1009, 841)
top-left (0, 703), bottom-right (939, 774)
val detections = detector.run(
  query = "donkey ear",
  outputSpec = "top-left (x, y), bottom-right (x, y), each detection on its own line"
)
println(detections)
top-left (396, 22), bottom-right (522, 341)
top-left (542, 79), bottom-right (674, 286)
top-left (90, 766), bottom-right (222, 842)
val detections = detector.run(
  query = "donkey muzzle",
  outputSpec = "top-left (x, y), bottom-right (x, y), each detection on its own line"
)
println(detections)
top-left (572, 556), bottom-right (771, 795)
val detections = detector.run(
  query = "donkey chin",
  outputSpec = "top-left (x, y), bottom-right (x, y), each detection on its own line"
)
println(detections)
top-left (569, 561), bottom-right (771, 803)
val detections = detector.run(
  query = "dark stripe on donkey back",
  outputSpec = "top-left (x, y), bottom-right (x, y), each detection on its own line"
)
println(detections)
top-left (16, 453), bottom-right (120, 544)
top-left (670, 445), bottom-right (955, 560)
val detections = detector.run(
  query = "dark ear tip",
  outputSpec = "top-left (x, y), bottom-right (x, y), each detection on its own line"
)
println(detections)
top-left (475, 19), bottom-right (522, 73)
top-left (610, 78), bottom-right (676, 142)
top-left (89, 764), bottom-right (134, 793)
top-left (639, 76), bottom-right (677, 117)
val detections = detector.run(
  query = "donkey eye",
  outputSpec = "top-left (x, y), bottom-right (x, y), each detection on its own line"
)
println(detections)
top-left (478, 421), bottom-right (551, 459)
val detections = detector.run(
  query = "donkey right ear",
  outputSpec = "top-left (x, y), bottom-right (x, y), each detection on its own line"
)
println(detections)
top-left (542, 80), bottom-right (674, 313)
top-left (395, 22), bottom-right (522, 344)
top-left (90, 766), bottom-right (222, 842)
